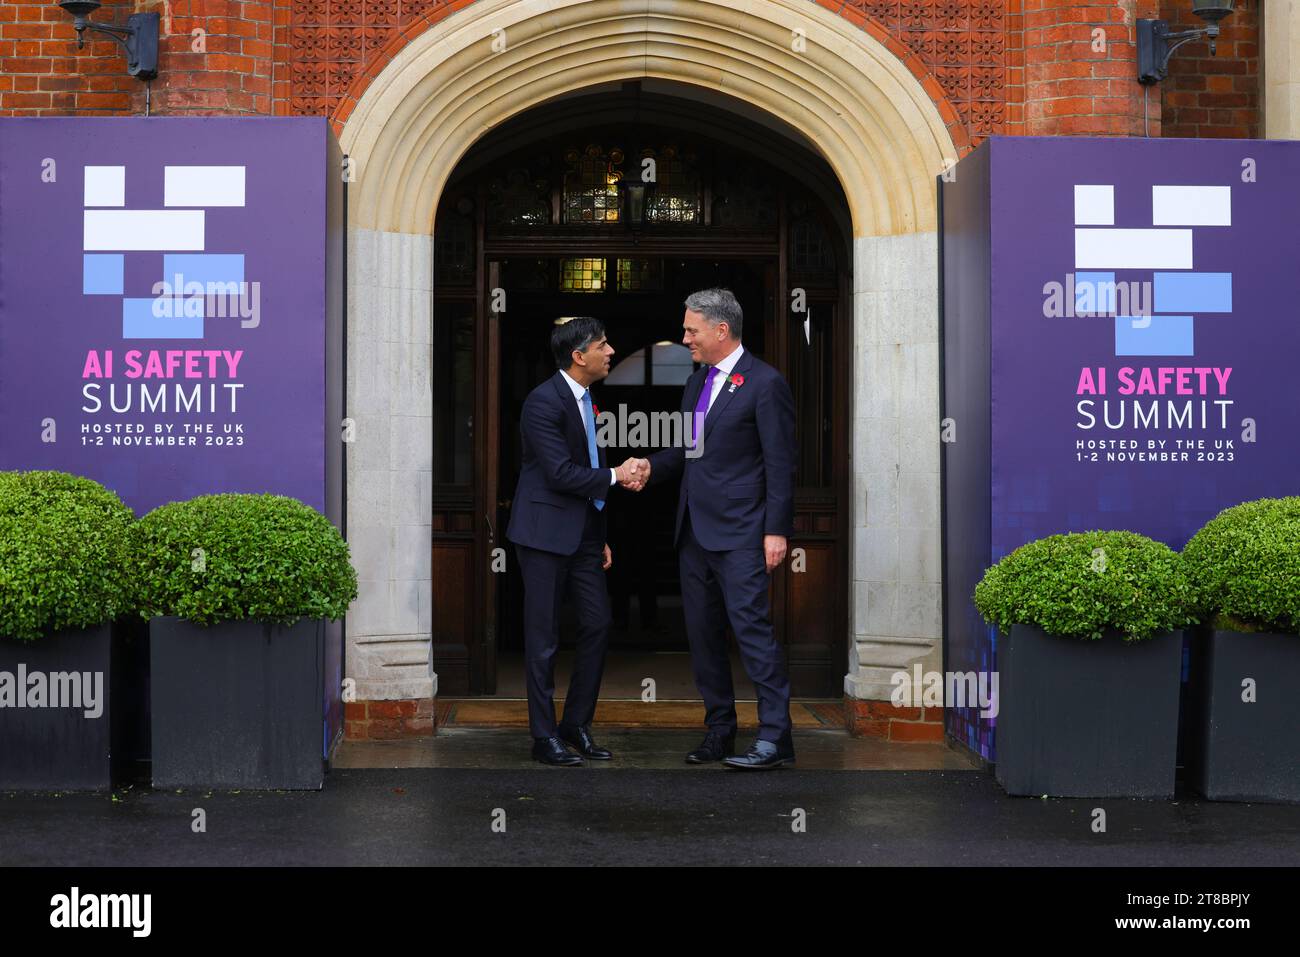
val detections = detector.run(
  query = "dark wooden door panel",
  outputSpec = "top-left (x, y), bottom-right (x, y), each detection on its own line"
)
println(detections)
top-left (430, 532), bottom-right (472, 693)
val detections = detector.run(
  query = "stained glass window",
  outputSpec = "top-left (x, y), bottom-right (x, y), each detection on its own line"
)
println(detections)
top-left (713, 164), bottom-right (778, 228)
top-left (561, 257), bottom-right (606, 292)
top-left (616, 258), bottom-right (663, 292)
top-left (486, 167), bottom-right (551, 226)
top-left (563, 145), bottom-right (623, 224)
top-left (642, 146), bottom-right (700, 224)
top-left (790, 217), bottom-right (834, 275)
top-left (502, 258), bottom-right (551, 290)
top-left (434, 207), bottom-right (474, 286)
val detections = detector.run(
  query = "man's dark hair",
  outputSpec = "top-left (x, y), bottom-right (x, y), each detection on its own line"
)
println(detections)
top-left (551, 316), bottom-right (606, 370)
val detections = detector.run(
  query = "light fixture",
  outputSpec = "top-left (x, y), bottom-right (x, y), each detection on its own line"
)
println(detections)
top-left (619, 179), bottom-right (657, 225)
top-left (58, 1), bottom-right (159, 81)
top-left (1137, 0), bottom-right (1235, 85)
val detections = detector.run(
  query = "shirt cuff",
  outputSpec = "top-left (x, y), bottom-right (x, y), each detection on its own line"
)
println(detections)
top-left (609, 468), bottom-right (618, 486)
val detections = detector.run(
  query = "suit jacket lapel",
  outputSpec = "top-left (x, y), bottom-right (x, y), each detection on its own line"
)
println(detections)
top-left (702, 350), bottom-right (752, 443)
top-left (551, 372), bottom-right (587, 457)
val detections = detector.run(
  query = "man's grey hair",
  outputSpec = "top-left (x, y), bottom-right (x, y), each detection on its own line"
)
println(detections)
top-left (684, 287), bottom-right (742, 340)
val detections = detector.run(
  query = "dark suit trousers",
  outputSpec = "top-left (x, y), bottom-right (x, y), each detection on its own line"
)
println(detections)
top-left (514, 503), bottom-right (611, 739)
top-left (678, 509), bottom-right (793, 745)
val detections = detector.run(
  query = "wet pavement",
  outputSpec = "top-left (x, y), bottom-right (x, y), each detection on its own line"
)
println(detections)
top-left (333, 728), bottom-right (980, 771)
top-left (2, 730), bottom-right (1298, 866)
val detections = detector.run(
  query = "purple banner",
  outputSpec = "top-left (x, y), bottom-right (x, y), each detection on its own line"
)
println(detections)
top-left (943, 136), bottom-right (1300, 761)
top-left (0, 117), bottom-right (336, 517)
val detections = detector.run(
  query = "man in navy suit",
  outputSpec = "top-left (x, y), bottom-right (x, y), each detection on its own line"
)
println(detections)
top-left (506, 317), bottom-right (644, 766)
top-left (637, 288), bottom-right (798, 769)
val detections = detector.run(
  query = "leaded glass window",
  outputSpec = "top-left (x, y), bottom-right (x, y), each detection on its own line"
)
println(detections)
top-left (616, 258), bottom-right (663, 292)
top-left (790, 216), bottom-right (834, 276)
top-left (563, 145), bottom-right (623, 224)
top-left (487, 167), bottom-right (551, 226)
top-left (434, 206), bottom-right (474, 286)
top-left (560, 257), bottom-right (606, 292)
top-left (642, 146), bottom-right (700, 224)
top-left (713, 164), bottom-right (778, 228)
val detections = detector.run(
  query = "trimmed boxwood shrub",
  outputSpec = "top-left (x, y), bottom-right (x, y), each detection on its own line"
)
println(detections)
top-left (1182, 496), bottom-right (1300, 634)
top-left (0, 470), bottom-right (136, 641)
top-left (973, 530), bottom-right (1197, 642)
top-left (132, 493), bottom-right (357, 626)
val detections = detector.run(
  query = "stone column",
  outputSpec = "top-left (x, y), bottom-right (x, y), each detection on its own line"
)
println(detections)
top-left (1264, 0), bottom-right (1300, 137)
top-left (846, 231), bottom-right (944, 741)
top-left (345, 227), bottom-right (435, 707)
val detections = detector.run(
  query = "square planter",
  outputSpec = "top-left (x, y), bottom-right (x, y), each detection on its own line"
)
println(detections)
top-left (0, 625), bottom-right (113, 791)
top-left (994, 624), bottom-right (1183, 798)
top-left (150, 616), bottom-right (326, 790)
top-left (1185, 626), bottom-right (1300, 804)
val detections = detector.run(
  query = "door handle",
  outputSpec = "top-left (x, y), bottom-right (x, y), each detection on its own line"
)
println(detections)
top-left (485, 512), bottom-right (495, 542)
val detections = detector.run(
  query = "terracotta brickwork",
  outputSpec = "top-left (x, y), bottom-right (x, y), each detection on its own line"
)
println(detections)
top-left (1, 0), bottom-right (1262, 148)
top-left (1022, 0), bottom-right (1165, 136)
top-left (1159, 0), bottom-right (1259, 138)
top-left (844, 699), bottom-right (946, 742)
top-left (345, 698), bottom-right (438, 738)
top-left (0, 0), bottom-right (288, 115)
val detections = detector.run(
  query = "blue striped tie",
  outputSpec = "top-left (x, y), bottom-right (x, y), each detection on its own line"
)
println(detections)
top-left (581, 390), bottom-right (604, 511)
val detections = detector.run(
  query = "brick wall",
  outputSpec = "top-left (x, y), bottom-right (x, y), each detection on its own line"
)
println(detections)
top-left (0, 0), bottom-right (287, 116)
top-left (1022, 0), bottom-right (1164, 136)
top-left (1159, 0), bottom-right (1259, 138)
top-left (845, 700), bottom-right (946, 742)
top-left (345, 698), bottom-right (437, 738)
top-left (3, 0), bottom-right (1264, 141)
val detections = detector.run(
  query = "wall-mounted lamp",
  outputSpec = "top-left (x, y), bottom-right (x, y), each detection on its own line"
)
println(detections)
top-left (58, 1), bottom-right (159, 81)
top-left (1137, 1), bottom-right (1235, 85)
top-left (619, 180), bottom-right (657, 226)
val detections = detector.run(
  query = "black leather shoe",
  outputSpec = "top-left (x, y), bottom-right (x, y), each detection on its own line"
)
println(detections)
top-left (532, 735), bottom-right (584, 766)
top-left (722, 738), bottom-right (795, 770)
top-left (685, 730), bottom-right (736, 764)
top-left (557, 724), bottom-right (612, 760)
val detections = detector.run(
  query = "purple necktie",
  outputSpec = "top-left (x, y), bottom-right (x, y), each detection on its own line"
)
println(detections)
top-left (692, 365), bottom-right (719, 443)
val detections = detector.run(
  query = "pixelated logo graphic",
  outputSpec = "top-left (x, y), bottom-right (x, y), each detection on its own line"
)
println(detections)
top-left (1071, 183), bottom-right (1232, 357)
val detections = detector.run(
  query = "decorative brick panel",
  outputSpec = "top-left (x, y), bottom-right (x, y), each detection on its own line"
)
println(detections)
top-left (286, 0), bottom-right (443, 118)
top-left (843, 0), bottom-right (1009, 145)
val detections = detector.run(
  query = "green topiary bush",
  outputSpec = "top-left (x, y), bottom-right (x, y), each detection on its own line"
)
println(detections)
top-left (0, 470), bottom-right (137, 642)
top-left (973, 530), bottom-right (1197, 642)
top-left (132, 493), bottom-right (358, 626)
top-left (1181, 496), bottom-right (1300, 634)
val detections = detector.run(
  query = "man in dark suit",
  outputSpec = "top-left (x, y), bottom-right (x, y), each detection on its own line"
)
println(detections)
top-left (506, 316), bottom-right (644, 766)
top-left (637, 288), bottom-right (798, 769)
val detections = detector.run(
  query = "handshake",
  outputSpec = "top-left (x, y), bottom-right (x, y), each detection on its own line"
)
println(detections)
top-left (614, 457), bottom-right (651, 492)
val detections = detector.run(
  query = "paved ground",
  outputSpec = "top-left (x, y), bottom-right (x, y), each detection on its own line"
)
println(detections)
top-left (2, 731), bottom-right (1298, 867)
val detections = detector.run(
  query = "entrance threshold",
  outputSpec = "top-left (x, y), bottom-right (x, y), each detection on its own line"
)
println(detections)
top-left (438, 698), bottom-right (844, 730)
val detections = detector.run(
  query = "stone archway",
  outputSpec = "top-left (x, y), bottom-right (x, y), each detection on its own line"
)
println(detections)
top-left (339, 0), bottom-right (957, 713)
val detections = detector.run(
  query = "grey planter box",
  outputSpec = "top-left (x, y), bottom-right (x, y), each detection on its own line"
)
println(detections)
top-left (1186, 626), bottom-right (1300, 804)
top-left (994, 624), bottom-right (1183, 798)
top-left (0, 624), bottom-right (113, 791)
top-left (150, 616), bottom-right (326, 790)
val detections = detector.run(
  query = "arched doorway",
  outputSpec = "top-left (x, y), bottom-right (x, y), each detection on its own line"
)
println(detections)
top-left (432, 83), bottom-right (852, 695)
top-left (339, 0), bottom-right (957, 710)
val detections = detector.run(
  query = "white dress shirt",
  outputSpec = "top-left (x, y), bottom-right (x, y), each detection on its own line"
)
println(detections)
top-left (559, 369), bottom-right (617, 485)
top-left (704, 342), bottom-right (745, 413)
